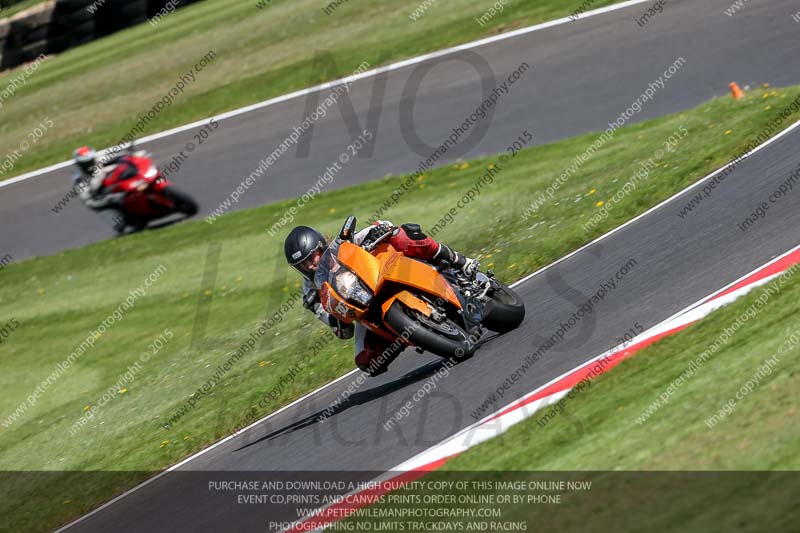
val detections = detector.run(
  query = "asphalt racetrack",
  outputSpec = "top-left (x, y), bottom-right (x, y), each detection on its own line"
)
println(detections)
top-left (50, 0), bottom-right (800, 531)
top-left (2, 0), bottom-right (799, 260)
top-left (62, 121), bottom-right (800, 533)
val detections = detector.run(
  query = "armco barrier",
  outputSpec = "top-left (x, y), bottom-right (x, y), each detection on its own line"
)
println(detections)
top-left (0, 0), bottom-right (202, 72)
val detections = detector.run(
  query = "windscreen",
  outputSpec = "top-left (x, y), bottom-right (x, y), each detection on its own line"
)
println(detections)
top-left (314, 239), bottom-right (341, 289)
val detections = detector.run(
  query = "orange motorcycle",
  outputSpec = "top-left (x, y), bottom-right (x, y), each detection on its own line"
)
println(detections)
top-left (315, 217), bottom-right (525, 360)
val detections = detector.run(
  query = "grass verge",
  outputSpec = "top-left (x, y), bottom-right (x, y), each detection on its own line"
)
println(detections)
top-left (1, 85), bottom-right (799, 531)
top-left (0, 0), bottom-right (631, 180)
top-left (342, 267), bottom-right (800, 532)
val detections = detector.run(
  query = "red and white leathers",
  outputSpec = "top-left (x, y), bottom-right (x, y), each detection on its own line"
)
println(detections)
top-left (72, 150), bottom-right (148, 210)
top-left (301, 220), bottom-right (475, 375)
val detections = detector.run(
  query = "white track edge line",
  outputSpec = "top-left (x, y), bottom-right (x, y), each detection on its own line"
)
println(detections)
top-left (509, 119), bottom-right (800, 289)
top-left (297, 119), bottom-right (800, 489)
top-left (53, 368), bottom-right (360, 533)
top-left (390, 241), bottom-right (800, 469)
top-left (52, 6), bottom-right (800, 531)
top-left (57, 95), bottom-right (800, 533)
top-left (285, 244), bottom-right (800, 530)
top-left (1, 0), bottom-right (653, 190)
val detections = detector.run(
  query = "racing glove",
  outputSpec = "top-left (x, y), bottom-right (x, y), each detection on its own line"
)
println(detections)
top-left (360, 221), bottom-right (395, 249)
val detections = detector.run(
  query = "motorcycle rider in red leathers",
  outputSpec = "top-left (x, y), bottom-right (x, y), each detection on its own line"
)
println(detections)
top-left (284, 221), bottom-right (478, 376)
top-left (72, 144), bottom-right (147, 232)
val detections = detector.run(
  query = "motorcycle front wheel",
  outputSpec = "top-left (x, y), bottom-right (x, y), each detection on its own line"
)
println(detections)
top-left (385, 300), bottom-right (475, 360)
top-left (162, 186), bottom-right (199, 217)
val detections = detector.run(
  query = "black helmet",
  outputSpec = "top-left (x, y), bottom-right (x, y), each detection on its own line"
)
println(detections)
top-left (284, 226), bottom-right (327, 279)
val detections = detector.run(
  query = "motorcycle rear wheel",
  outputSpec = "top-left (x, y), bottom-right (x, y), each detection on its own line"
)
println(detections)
top-left (482, 282), bottom-right (525, 333)
top-left (385, 300), bottom-right (475, 360)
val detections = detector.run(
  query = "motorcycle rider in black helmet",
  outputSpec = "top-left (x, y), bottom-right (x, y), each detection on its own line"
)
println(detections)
top-left (284, 221), bottom-right (477, 376)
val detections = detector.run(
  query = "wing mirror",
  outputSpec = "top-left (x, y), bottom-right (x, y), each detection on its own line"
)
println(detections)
top-left (339, 215), bottom-right (357, 242)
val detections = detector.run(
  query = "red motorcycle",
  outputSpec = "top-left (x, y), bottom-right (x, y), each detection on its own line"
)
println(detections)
top-left (99, 153), bottom-right (198, 233)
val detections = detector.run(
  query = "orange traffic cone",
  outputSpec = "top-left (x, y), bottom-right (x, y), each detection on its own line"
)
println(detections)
top-left (729, 82), bottom-right (744, 99)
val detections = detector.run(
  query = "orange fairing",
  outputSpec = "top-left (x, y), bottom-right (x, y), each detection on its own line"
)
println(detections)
top-left (337, 241), bottom-right (461, 309)
top-left (380, 252), bottom-right (461, 309)
top-left (381, 291), bottom-right (432, 320)
top-left (336, 242), bottom-right (381, 290)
